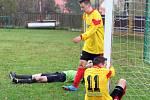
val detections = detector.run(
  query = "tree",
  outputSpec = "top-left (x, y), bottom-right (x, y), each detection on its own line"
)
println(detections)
top-left (65, 0), bottom-right (81, 14)
top-left (45, 0), bottom-right (60, 13)
top-left (0, 0), bottom-right (17, 13)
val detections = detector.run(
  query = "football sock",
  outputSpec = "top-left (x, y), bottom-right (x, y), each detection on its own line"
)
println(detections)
top-left (15, 74), bottom-right (32, 79)
top-left (73, 67), bottom-right (85, 88)
top-left (17, 78), bottom-right (36, 84)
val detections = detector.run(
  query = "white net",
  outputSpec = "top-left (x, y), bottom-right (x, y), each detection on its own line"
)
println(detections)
top-left (112, 0), bottom-right (150, 99)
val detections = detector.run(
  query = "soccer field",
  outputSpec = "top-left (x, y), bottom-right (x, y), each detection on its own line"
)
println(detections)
top-left (0, 29), bottom-right (149, 100)
top-left (0, 29), bottom-right (84, 100)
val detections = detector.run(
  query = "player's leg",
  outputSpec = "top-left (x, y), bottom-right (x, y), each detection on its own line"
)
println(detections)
top-left (32, 73), bottom-right (42, 79)
top-left (34, 76), bottom-right (48, 83)
top-left (11, 73), bottom-right (42, 84)
top-left (45, 72), bottom-right (66, 83)
top-left (72, 51), bottom-right (103, 88)
top-left (63, 51), bottom-right (103, 91)
top-left (34, 72), bottom-right (66, 83)
top-left (12, 78), bottom-right (36, 84)
top-left (110, 79), bottom-right (126, 100)
top-left (63, 51), bottom-right (88, 91)
top-left (73, 59), bottom-right (87, 87)
top-left (9, 72), bottom-right (32, 79)
top-left (63, 59), bottom-right (87, 91)
top-left (62, 59), bottom-right (87, 91)
top-left (12, 74), bottom-right (47, 83)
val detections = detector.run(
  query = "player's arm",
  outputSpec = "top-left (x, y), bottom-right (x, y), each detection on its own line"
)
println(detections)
top-left (72, 19), bottom-right (101, 43)
top-left (110, 66), bottom-right (115, 77)
top-left (72, 13), bottom-right (103, 43)
top-left (106, 66), bottom-right (115, 79)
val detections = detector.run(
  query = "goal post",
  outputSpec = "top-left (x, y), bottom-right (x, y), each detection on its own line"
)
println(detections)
top-left (104, 0), bottom-right (113, 69)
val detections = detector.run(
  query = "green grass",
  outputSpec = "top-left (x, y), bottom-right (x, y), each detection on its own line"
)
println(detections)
top-left (0, 29), bottom-right (84, 100)
top-left (0, 29), bottom-right (149, 100)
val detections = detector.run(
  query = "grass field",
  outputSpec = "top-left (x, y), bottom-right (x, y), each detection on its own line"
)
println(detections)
top-left (0, 29), bottom-right (149, 100)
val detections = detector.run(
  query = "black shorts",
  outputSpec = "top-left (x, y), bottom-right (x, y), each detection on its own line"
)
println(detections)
top-left (110, 86), bottom-right (124, 99)
top-left (80, 51), bottom-right (103, 61)
top-left (41, 72), bottom-right (66, 83)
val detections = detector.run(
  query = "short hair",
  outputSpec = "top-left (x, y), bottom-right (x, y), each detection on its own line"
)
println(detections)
top-left (93, 56), bottom-right (107, 65)
top-left (78, 0), bottom-right (91, 4)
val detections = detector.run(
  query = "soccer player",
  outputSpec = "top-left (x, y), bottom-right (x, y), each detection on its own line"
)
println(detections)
top-left (63, 0), bottom-right (104, 91)
top-left (84, 56), bottom-right (126, 100)
top-left (9, 61), bottom-right (93, 84)
top-left (9, 70), bottom-right (77, 84)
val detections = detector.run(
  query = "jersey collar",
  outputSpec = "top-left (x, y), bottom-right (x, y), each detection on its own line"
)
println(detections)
top-left (93, 65), bottom-right (104, 68)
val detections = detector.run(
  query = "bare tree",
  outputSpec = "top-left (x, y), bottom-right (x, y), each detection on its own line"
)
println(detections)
top-left (0, 0), bottom-right (17, 13)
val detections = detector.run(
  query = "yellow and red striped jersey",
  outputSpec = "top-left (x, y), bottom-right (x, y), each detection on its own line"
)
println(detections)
top-left (84, 66), bottom-right (115, 100)
top-left (81, 9), bottom-right (104, 54)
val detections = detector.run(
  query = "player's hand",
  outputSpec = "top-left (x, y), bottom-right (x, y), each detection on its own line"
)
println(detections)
top-left (72, 36), bottom-right (81, 43)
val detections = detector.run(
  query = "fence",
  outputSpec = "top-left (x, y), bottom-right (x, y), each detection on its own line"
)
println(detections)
top-left (0, 12), bottom-right (82, 30)
top-left (0, 12), bottom-right (145, 33)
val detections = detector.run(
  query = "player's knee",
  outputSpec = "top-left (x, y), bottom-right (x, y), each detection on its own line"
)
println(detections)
top-left (79, 60), bottom-right (87, 68)
top-left (119, 79), bottom-right (126, 89)
top-left (34, 76), bottom-right (40, 81)
top-left (39, 76), bottom-right (47, 82)
top-left (118, 79), bottom-right (126, 89)
top-left (34, 76), bottom-right (44, 82)
top-left (120, 79), bottom-right (126, 84)
top-left (32, 73), bottom-right (42, 79)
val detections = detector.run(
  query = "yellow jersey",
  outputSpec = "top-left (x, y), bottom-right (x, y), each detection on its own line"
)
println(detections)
top-left (84, 66), bottom-right (115, 100)
top-left (81, 9), bottom-right (104, 54)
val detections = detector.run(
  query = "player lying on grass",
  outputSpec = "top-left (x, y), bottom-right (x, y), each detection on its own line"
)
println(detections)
top-left (9, 61), bottom-right (93, 84)
top-left (9, 70), bottom-right (77, 84)
top-left (84, 56), bottom-right (126, 100)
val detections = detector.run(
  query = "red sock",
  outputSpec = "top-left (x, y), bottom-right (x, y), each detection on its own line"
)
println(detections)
top-left (73, 67), bottom-right (85, 88)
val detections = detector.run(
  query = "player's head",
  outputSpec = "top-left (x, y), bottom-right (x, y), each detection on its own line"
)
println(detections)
top-left (93, 56), bottom-right (107, 66)
top-left (78, 0), bottom-right (92, 13)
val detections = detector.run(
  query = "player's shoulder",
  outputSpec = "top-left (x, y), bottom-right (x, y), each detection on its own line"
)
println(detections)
top-left (92, 9), bottom-right (102, 19)
top-left (109, 66), bottom-right (115, 70)
top-left (85, 67), bottom-right (99, 73)
top-left (85, 67), bottom-right (106, 74)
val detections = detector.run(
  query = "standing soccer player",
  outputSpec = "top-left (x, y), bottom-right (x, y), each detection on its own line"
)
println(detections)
top-left (63, 0), bottom-right (104, 91)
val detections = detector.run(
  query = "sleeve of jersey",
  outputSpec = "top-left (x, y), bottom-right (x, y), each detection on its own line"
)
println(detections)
top-left (81, 15), bottom-right (102, 40)
top-left (110, 66), bottom-right (115, 77)
top-left (106, 66), bottom-right (115, 79)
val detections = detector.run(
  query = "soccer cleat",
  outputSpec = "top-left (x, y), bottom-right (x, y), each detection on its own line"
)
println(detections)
top-left (62, 85), bottom-right (78, 91)
top-left (12, 78), bottom-right (18, 84)
top-left (9, 72), bottom-right (16, 81)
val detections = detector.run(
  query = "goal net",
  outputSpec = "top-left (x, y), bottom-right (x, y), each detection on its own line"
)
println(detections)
top-left (111, 0), bottom-right (150, 99)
